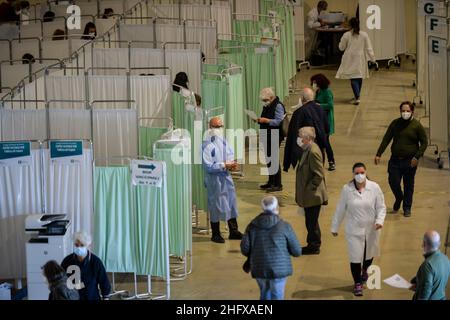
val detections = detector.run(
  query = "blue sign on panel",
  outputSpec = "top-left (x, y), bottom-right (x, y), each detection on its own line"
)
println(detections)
top-left (0, 141), bottom-right (31, 160)
top-left (50, 141), bottom-right (83, 158)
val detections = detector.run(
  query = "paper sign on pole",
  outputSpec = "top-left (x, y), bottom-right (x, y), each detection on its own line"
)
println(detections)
top-left (50, 140), bottom-right (83, 164)
top-left (0, 141), bottom-right (32, 166)
top-left (425, 16), bottom-right (448, 38)
top-left (131, 160), bottom-right (164, 187)
top-left (418, 0), bottom-right (447, 17)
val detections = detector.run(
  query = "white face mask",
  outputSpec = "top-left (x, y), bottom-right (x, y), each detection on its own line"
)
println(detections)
top-left (210, 128), bottom-right (224, 137)
top-left (354, 173), bottom-right (366, 184)
top-left (312, 83), bottom-right (318, 90)
top-left (401, 112), bottom-right (412, 120)
top-left (297, 137), bottom-right (306, 149)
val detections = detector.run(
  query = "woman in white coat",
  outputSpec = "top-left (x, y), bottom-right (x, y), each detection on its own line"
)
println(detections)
top-left (331, 163), bottom-right (386, 297)
top-left (336, 18), bottom-right (376, 105)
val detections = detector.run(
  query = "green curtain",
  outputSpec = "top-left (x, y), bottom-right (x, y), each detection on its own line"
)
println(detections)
top-left (94, 167), bottom-right (137, 274)
top-left (139, 127), bottom-right (168, 158)
top-left (172, 92), bottom-right (186, 130)
top-left (154, 142), bottom-right (192, 257)
top-left (134, 181), bottom-right (169, 277)
top-left (94, 166), bottom-right (169, 278)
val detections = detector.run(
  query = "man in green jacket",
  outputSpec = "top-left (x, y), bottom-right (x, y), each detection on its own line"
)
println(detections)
top-left (374, 101), bottom-right (428, 217)
top-left (410, 230), bottom-right (450, 300)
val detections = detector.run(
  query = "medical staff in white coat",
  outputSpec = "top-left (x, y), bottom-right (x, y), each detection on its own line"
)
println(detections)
top-left (305, 1), bottom-right (329, 59)
top-left (336, 18), bottom-right (376, 105)
top-left (331, 163), bottom-right (386, 297)
top-left (202, 117), bottom-right (243, 243)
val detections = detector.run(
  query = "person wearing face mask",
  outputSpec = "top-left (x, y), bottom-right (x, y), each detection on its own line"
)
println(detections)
top-left (295, 127), bottom-right (328, 255)
top-left (202, 117), bottom-right (243, 243)
top-left (81, 22), bottom-right (97, 40)
top-left (410, 230), bottom-right (450, 300)
top-left (311, 73), bottom-right (335, 171)
top-left (283, 87), bottom-right (329, 173)
top-left (61, 231), bottom-right (111, 300)
top-left (257, 87), bottom-right (286, 192)
top-left (374, 101), bottom-right (428, 217)
top-left (331, 163), bottom-right (386, 297)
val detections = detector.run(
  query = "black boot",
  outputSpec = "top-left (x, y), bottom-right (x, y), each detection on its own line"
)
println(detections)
top-left (210, 222), bottom-right (225, 243)
top-left (227, 218), bottom-right (243, 240)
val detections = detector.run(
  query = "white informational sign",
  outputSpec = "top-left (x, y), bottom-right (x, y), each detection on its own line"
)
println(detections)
top-left (428, 36), bottom-right (448, 153)
top-left (425, 16), bottom-right (448, 38)
top-left (50, 140), bottom-right (83, 165)
top-left (131, 159), bottom-right (164, 188)
top-left (245, 109), bottom-right (258, 121)
top-left (418, 0), bottom-right (447, 17)
top-left (0, 141), bottom-right (32, 166)
top-left (383, 274), bottom-right (412, 289)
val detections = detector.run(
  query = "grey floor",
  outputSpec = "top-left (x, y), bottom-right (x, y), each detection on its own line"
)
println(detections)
top-left (116, 60), bottom-right (450, 300)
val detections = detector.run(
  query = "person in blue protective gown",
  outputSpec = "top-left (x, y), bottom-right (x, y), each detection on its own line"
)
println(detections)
top-left (202, 117), bottom-right (243, 243)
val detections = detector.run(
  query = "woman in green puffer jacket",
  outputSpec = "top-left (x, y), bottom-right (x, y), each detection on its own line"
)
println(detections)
top-left (311, 73), bottom-right (336, 171)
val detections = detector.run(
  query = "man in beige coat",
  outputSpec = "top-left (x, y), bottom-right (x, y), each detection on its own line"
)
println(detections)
top-left (296, 127), bottom-right (328, 255)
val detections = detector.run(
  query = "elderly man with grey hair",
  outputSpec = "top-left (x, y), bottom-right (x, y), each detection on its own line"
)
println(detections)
top-left (296, 126), bottom-right (328, 255)
top-left (241, 196), bottom-right (302, 300)
top-left (410, 230), bottom-right (450, 300)
top-left (257, 87), bottom-right (286, 192)
top-left (61, 231), bottom-right (111, 300)
top-left (283, 87), bottom-right (329, 172)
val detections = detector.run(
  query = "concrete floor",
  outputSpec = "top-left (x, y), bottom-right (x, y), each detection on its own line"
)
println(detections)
top-left (117, 60), bottom-right (450, 300)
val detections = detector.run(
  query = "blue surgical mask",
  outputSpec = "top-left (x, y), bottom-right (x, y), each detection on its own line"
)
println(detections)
top-left (74, 246), bottom-right (88, 257)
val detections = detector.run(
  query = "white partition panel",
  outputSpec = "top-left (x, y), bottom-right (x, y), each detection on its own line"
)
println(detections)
top-left (165, 49), bottom-right (201, 94)
top-left (44, 147), bottom-right (93, 235)
top-left (42, 20), bottom-right (66, 39)
top-left (93, 109), bottom-right (138, 163)
top-left (100, 0), bottom-right (126, 15)
top-left (12, 39), bottom-right (40, 61)
top-left (42, 40), bottom-right (70, 60)
top-left (93, 48), bottom-right (128, 75)
top-left (428, 36), bottom-right (448, 158)
top-left (18, 24), bottom-right (41, 39)
top-left (0, 109), bottom-right (47, 141)
top-left (0, 64), bottom-right (30, 90)
top-left (0, 149), bottom-right (42, 279)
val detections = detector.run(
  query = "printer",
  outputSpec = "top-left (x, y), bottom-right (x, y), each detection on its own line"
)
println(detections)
top-left (319, 12), bottom-right (346, 26)
top-left (25, 214), bottom-right (72, 300)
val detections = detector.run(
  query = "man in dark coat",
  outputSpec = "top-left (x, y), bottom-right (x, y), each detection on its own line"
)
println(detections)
top-left (257, 87), bottom-right (286, 192)
top-left (241, 196), bottom-right (302, 300)
top-left (283, 87), bottom-right (329, 172)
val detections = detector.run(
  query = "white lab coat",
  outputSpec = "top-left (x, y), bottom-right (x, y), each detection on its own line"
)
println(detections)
top-left (304, 7), bottom-right (323, 59)
top-left (331, 180), bottom-right (386, 263)
top-left (335, 31), bottom-right (376, 80)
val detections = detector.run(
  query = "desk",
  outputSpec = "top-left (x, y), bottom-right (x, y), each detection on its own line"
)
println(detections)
top-left (314, 26), bottom-right (350, 65)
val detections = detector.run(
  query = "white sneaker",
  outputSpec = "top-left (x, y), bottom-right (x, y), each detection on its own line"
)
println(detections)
top-left (354, 99), bottom-right (361, 105)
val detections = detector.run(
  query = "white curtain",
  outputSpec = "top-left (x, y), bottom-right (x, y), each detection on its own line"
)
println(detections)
top-left (89, 75), bottom-right (128, 104)
top-left (93, 109), bottom-right (138, 164)
top-left (211, 2), bottom-right (232, 40)
top-left (235, 0), bottom-right (259, 21)
top-left (165, 49), bottom-right (201, 94)
top-left (49, 109), bottom-right (92, 140)
top-left (185, 25), bottom-right (217, 60)
top-left (0, 109), bottom-right (47, 141)
top-left (93, 48), bottom-right (129, 75)
top-left (130, 75), bottom-right (172, 121)
top-left (130, 48), bottom-right (165, 75)
top-left (359, 0), bottom-right (406, 60)
top-left (99, 0), bottom-right (126, 15)
top-left (44, 148), bottom-right (94, 236)
top-left (0, 149), bottom-right (43, 279)
top-left (46, 75), bottom-right (85, 109)
top-left (119, 25), bottom-right (154, 47)
top-left (5, 76), bottom-right (45, 110)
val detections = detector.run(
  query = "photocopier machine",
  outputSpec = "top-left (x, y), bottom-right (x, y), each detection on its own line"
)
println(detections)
top-left (25, 214), bottom-right (71, 300)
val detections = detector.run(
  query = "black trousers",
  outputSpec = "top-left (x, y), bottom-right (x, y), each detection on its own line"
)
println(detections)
top-left (305, 205), bottom-right (321, 249)
top-left (325, 135), bottom-right (335, 164)
top-left (388, 157), bottom-right (418, 211)
top-left (350, 242), bottom-right (373, 284)
top-left (264, 132), bottom-right (282, 188)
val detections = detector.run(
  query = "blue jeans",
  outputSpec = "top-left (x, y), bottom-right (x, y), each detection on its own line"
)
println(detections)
top-left (350, 78), bottom-right (363, 99)
top-left (256, 278), bottom-right (287, 300)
